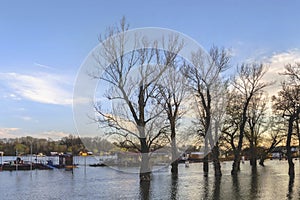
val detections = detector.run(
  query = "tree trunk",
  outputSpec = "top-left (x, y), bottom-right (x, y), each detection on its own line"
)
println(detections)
top-left (286, 117), bottom-right (295, 177)
top-left (232, 98), bottom-right (250, 175)
top-left (140, 137), bottom-right (151, 181)
top-left (203, 136), bottom-right (209, 176)
top-left (212, 144), bottom-right (222, 176)
top-left (232, 133), bottom-right (243, 175)
top-left (203, 155), bottom-right (209, 177)
top-left (171, 160), bottom-right (178, 175)
top-left (249, 141), bottom-right (257, 168)
top-left (170, 123), bottom-right (178, 176)
top-left (232, 151), bottom-right (240, 175)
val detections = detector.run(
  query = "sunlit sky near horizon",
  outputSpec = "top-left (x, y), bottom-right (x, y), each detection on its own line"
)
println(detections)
top-left (1, 0), bottom-right (300, 139)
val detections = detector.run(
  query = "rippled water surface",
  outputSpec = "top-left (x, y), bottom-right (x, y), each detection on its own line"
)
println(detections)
top-left (0, 157), bottom-right (299, 200)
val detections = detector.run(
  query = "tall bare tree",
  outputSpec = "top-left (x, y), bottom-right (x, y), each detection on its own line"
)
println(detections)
top-left (185, 46), bottom-right (230, 176)
top-left (155, 59), bottom-right (187, 176)
top-left (245, 92), bottom-right (268, 168)
top-left (221, 90), bottom-right (243, 165)
top-left (272, 63), bottom-right (300, 177)
top-left (92, 17), bottom-right (182, 181)
top-left (231, 63), bottom-right (270, 175)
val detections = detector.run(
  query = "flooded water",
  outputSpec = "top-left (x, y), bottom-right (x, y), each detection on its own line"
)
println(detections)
top-left (0, 157), bottom-right (299, 200)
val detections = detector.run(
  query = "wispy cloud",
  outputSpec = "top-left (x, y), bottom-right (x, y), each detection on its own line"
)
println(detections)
top-left (0, 128), bottom-right (70, 140)
top-left (34, 62), bottom-right (56, 70)
top-left (3, 93), bottom-right (22, 101)
top-left (0, 128), bottom-right (20, 138)
top-left (39, 130), bottom-right (69, 140)
top-left (0, 72), bottom-right (73, 105)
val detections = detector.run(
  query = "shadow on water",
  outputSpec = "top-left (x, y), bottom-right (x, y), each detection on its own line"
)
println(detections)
top-left (170, 175), bottom-right (178, 200)
top-left (286, 175), bottom-right (294, 200)
top-left (139, 180), bottom-right (151, 200)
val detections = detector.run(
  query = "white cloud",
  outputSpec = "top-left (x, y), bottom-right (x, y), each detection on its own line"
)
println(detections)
top-left (38, 131), bottom-right (69, 140)
top-left (0, 128), bottom-right (70, 140)
top-left (0, 72), bottom-right (73, 105)
top-left (0, 128), bottom-right (20, 138)
top-left (262, 49), bottom-right (300, 97)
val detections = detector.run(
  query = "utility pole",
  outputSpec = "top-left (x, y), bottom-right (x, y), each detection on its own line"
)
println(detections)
top-left (30, 141), bottom-right (33, 171)
top-left (16, 149), bottom-right (18, 172)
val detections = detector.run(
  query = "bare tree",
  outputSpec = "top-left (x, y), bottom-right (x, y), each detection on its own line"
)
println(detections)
top-left (231, 63), bottom-right (270, 175)
top-left (185, 46), bottom-right (230, 176)
top-left (221, 90), bottom-right (243, 165)
top-left (272, 63), bottom-right (300, 177)
top-left (245, 92), bottom-right (268, 168)
top-left (155, 58), bottom-right (187, 176)
top-left (259, 116), bottom-right (285, 166)
top-left (92, 17), bottom-right (182, 181)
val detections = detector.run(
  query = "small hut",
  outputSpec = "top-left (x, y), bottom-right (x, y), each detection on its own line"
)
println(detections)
top-left (58, 153), bottom-right (74, 169)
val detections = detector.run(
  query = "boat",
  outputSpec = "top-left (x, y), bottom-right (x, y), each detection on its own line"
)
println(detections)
top-left (89, 162), bottom-right (107, 167)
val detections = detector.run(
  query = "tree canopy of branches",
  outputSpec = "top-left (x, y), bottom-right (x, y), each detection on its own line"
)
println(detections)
top-left (155, 58), bottom-right (188, 175)
top-left (245, 92), bottom-right (268, 168)
top-left (231, 63), bottom-right (270, 175)
top-left (92, 17), bottom-right (183, 180)
top-left (220, 90), bottom-right (242, 158)
top-left (259, 116), bottom-right (285, 166)
top-left (184, 46), bottom-right (230, 176)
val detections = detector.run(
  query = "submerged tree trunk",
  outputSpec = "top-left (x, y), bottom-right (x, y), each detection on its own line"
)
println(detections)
top-left (140, 137), bottom-right (151, 181)
top-left (249, 141), bottom-right (257, 168)
top-left (171, 131), bottom-right (178, 176)
top-left (232, 97), bottom-right (250, 175)
top-left (231, 128), bottom-right (244, 175)
top-left (232, 151), bottom-right (241, 175)
top-left (203, 156), bottom-right (209, 177)
top-left (286, 117), bottom-right (295, 177)
top-left (212, 143), bottom-right (222, 176)
top-left (232, 135), bottom-right (243, 175)
top-left (203, 136), bottom-right (209, 176)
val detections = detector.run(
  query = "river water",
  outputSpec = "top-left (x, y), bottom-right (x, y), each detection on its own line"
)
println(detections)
top-left (0, 157), bottom-right (299, 200)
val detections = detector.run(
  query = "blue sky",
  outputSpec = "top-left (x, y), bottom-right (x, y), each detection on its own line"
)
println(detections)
top-left (1, 0), bottom-right (300, 139)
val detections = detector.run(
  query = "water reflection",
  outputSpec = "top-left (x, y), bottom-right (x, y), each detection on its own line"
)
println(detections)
top-left (249, 167), bottom-right (258, 200)
top-left (212, 177), bottom-right (221, 200)
top-left (170, 175), bottom-right (178, 200)
top-left (232, 175), bottom-right (241, 200)
top-left (0, 160), bottom-right (299, 199)
top-left (139, 180), bottom-right (151, 200)
top-left (286, 176), bottom-right (294, 200)
top-left (202, 176), bottom-right (209, 200)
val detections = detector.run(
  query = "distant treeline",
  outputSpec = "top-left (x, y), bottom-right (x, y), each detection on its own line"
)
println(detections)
top-left (0, 135), bottom-right (115, 156)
